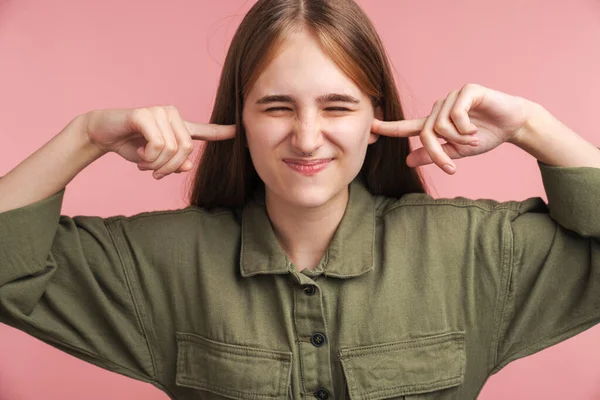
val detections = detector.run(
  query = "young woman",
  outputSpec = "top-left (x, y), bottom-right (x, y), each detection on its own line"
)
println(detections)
top-left (1, 0), bottom-right (599, 399)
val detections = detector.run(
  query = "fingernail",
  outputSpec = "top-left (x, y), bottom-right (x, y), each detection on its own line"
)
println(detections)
top-left (470, 140), bottom-right (480, 146)
top-left (155, 173), bottom-right (165, 179)
top-left (443, 164), bottom-right (456, 174)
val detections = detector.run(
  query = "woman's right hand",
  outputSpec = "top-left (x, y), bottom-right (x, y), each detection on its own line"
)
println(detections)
top-left (84, 106), bottom-right (236, 179)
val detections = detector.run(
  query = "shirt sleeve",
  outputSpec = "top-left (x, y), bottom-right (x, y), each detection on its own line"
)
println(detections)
top-left (0, 187), bottom-right (157, 385)
top-left (491, 160), bottom-right (600, 373)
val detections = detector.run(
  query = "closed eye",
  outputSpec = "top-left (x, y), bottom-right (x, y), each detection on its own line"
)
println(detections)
top-left (265, 107), bottom-right (351, 112)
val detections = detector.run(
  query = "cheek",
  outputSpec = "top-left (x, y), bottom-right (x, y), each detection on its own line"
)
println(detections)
top-left (327, 117), bottom-right (372, 149)
top-left (244, 115), bottom-right (290, 154)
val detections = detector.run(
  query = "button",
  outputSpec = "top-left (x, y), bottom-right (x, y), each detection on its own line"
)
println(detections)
top-left (302, 284), bottom-right (316, 295)
top-left (311, 332), bottom-right (326, 347)
top-left (314, 388), bottom-right (329, 399)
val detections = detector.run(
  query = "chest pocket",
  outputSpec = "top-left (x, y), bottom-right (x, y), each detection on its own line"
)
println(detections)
top-left (175, 332), bottom-right (293, 399)
top-left (338, 331), bottom-right (465, 400)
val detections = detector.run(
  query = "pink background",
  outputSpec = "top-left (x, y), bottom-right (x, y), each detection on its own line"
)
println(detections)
top-left (1, 0), bottom-right (600, 398)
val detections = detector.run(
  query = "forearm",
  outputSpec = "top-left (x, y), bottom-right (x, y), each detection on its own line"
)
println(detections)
top-left (0, 114), bottom-right (107, 213)
top-left (509, 102), bottom-right (600, 168)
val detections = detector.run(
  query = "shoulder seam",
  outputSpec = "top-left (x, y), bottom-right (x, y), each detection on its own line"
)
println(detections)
top-left (379, 199), bottom-right (519, 217)
top-left (105, 207), bottom-right (233, 224)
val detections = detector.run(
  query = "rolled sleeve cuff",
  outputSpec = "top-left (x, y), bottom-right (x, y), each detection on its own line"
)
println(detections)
top-left (538, 160), bottom-right (600, 237)
top-left (0, 188), bottom-right (66, 283)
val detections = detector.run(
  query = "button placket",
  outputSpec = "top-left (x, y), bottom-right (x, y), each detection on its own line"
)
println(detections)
top-left (293, 276), bottom-right (334, 398)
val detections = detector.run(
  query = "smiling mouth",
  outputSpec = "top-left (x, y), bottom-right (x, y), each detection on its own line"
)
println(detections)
top-left (282, 158), bottom-right (333, 175)
top-left (282, 158), bottom-right (333, 165)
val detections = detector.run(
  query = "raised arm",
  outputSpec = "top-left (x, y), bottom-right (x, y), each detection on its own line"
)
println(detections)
top-left (0, 114), bottom-right (106, 212)
top-left (0, 106), bottom-right (236, 212)
top-left (0, 106), bottom-right (236, 394)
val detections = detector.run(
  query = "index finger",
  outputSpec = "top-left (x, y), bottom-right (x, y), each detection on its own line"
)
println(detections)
top-left (371, 117), bottom-right (427, 137)
top-left (183, 121), bottom-right (236, 141)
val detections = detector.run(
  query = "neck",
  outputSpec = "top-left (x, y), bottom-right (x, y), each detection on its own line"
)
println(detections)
top-left (265, 186), bottom-right (349, 272)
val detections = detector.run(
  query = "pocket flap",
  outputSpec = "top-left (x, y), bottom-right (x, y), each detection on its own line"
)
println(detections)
top-left (176, 332), bottom-right (293, 399)
top-left (339, 331), bottom-right (465, 399)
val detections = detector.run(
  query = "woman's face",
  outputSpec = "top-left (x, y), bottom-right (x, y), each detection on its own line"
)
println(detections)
top-left (242, 28), bottom-right (379, 209)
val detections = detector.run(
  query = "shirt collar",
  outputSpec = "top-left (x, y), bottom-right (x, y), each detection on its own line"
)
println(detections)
top-left (240, 178), bottom-right (375, 279)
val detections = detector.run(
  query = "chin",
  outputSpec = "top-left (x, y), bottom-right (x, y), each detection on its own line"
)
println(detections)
top-left (274, 178), bottom-right (346, 209)
top-left (286, 187), bottom-right (334, 208)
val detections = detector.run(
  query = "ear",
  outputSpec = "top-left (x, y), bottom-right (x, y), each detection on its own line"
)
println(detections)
top-left (368, 105), bottom-right (383, 144)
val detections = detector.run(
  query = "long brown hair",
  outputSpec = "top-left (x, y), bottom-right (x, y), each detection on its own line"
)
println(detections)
top-left (186, 0), bottom-right (427, 209)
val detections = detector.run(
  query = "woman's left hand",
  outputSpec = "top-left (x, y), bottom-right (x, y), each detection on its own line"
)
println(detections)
top-left (371, 83), bottom-right (536, 174)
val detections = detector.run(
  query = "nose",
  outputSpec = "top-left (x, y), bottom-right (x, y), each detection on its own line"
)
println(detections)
top-left (290, 113), bottom-right (324, 155)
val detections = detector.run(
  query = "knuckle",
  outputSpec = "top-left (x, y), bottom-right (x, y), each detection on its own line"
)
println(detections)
top-left (433, 121), bottom-right (449, 134)
top-left (151, 140), bottom-right (165, 153)
top-left (463, 83), bottom-right (478, 91)
top-left (166, 106), bottom-right (180, 122)
top-left (163, 142), bottom-right (177, 155)
top-left (152, 106), bottom-right (167, 118)
top-left (165, 105), bottom-right (178, 114)
top-left (181, 141), bottom-right (194, 153)
top-left (450, 108), bottom-right (462, 120)
top-left (131, 107), bottom-right (150, 121)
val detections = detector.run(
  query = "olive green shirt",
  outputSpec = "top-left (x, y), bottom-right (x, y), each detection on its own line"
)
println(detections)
top-left (1, 160), bottom-right (599, 400)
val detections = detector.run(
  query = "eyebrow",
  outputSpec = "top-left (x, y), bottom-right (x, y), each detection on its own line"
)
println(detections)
top-left (255, 93), bottom-right (361, 105)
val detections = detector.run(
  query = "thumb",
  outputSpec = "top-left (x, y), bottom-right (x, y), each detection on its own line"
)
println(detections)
top-left (407, 143), bottom-right (463, 168)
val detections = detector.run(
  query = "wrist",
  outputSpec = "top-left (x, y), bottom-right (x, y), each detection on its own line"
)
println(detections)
top-left (507, 100), bottom-right (546, 148)
top-left (506, 101), bottom-right (600, 168)
top-left (73, 113), bottom-right (109, 160)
